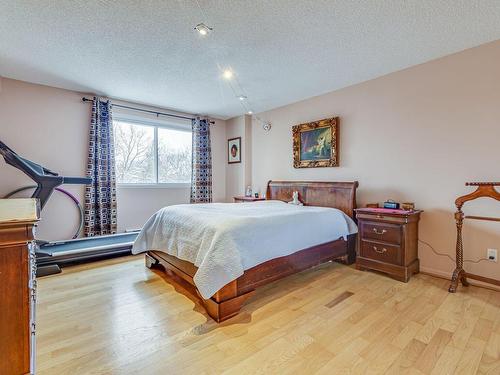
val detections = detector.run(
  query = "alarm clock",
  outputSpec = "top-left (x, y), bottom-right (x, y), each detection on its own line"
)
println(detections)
top-left (383, 200), bottom-right (400, 209)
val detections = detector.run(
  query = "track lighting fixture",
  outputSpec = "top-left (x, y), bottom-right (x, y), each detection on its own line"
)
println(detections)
top-left (195, 23), bottom-right (212, 36)
top-left (222, 70), bottom-right (234, 80)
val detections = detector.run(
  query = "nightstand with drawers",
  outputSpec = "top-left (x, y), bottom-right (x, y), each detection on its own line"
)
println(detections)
top-left (233, 196), bottom-right (266, 203)
top-left (355, 208), bottom-right (422, 282)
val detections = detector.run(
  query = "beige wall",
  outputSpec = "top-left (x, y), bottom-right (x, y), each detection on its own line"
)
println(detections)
top-left (0, 78), bottom-right (226, 240)
top-left (247, 40), bottom-right (500, 281)
top-left (225, 114), bottom-right (253, 201)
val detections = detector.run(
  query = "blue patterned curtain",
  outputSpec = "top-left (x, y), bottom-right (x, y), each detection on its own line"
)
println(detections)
top-left (190, 118), bottom-right (212, 203)
top-left (84, 97), bottom-right (117, 236)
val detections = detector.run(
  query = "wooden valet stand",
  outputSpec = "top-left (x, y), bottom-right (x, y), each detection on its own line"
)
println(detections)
top-left (449, 182), bottom-right (500, 293)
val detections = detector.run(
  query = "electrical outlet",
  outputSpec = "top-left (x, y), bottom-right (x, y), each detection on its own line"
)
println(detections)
top-left (487, 249), bottom-right (497, 262)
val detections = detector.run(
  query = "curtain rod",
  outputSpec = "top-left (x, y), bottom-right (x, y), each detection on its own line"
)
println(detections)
top-left (82, 97), bottom-right (195, 121)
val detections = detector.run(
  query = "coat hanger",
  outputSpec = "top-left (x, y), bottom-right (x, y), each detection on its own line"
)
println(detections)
top-left (456, 182), bottom-right (500, 222)
top-left (450, 181), bottom-right (500, 292)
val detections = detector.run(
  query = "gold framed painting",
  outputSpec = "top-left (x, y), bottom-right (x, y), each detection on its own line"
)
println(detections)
top-left (293, 116), bottom-right (339, 168)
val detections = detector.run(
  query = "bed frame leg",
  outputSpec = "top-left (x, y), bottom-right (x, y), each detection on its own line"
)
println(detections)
top-left (145, 253), bottom-right (159, 269)
top-left (346, 234), bottom-right (357, 265)
top-left (203, 290), bottom-right (255, 323)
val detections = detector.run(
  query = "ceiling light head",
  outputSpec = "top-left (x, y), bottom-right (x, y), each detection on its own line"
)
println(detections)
top-left (195, 23), bottom-right (212, 36)
top-left (222, 69), bottom-right (234, 80)
top-left (237, 95), bottom-right (247, 101)
top-left (247, 110), bottom-right (253, 115)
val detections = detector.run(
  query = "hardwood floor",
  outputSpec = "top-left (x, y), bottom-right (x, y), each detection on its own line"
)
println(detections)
top-left (37, 255), bottom-right (500, 374)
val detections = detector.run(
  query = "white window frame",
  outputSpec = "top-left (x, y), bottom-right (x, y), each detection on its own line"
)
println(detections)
top-left (114, 116), bottom-right (192, 188)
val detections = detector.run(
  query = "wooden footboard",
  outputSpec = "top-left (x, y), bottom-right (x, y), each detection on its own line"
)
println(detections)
top-left (145, 233), bottom-right (355, 322)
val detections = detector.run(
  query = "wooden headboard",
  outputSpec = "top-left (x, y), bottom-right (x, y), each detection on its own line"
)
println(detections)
top-left (266, 180), bottom-right (359, 218)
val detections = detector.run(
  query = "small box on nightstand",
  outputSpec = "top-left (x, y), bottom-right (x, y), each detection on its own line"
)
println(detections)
top-left (355, 208), bottom-right (422, 282)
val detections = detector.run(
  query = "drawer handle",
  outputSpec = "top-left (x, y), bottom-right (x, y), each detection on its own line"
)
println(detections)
top-left (373, 246), bottom-right (387, 254)
top-left (372, 228), bottom-right (387, 235)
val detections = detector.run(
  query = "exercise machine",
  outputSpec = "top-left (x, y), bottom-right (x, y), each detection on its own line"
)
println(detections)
top-left (0, 140), bottom-right (138, 276)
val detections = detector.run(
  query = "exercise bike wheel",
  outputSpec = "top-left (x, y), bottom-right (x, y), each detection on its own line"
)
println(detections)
top-left (3, 185), bottom-right (84, 239)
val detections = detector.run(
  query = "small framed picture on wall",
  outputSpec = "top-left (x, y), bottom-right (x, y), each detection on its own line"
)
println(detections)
top-left (228, 137), bottom-right (241, 164)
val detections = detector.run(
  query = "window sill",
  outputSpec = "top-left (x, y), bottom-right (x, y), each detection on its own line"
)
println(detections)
top-left (117, 183), bottom-right (191, 189)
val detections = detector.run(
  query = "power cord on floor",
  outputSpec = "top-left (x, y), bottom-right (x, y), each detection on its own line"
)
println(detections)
top-left (418, 239), bottom-right (490, 264)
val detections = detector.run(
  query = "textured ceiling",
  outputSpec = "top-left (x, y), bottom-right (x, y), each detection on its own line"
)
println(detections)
top-left (1, 1), bottom-right (500, 119)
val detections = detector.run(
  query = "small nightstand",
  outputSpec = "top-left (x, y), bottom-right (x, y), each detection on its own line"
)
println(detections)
top-left (355, 208), bottom-right (422, 282)
top-left (233, 196), bottom-right (266, 203)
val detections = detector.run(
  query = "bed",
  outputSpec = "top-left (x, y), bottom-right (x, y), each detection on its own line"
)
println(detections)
top-left (133, 180), bottom-right (359, 322)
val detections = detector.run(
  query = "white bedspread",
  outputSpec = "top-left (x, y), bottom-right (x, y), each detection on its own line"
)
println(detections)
top-left (132, 200), bottom-right (357, 299)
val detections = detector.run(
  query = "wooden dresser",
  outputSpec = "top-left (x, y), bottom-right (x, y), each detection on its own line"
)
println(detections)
top-left (355, 208), bottom-right (422, 282)
top-left (0, 199), bottom-right (39, 375)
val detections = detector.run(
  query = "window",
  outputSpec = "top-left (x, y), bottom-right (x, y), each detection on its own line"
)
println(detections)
top-left (113, 119), bottom-right (192, 185)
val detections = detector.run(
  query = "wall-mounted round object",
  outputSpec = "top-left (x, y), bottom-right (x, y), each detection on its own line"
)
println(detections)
top-left (262, 122), bottom-right (271, 131)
